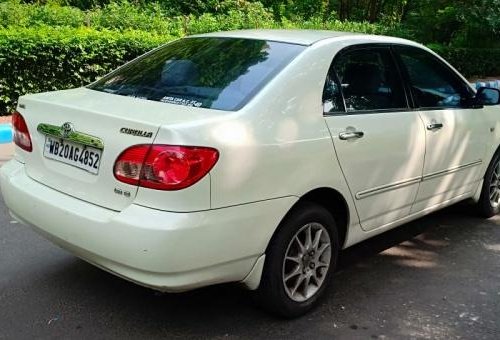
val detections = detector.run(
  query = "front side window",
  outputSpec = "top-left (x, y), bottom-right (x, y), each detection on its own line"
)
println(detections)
top-left (395, 46), bottom-right (473, 109)
top-left (89, 38), bottom-right (305, 111)
top-left (323, 47), bottom-right (407, 113)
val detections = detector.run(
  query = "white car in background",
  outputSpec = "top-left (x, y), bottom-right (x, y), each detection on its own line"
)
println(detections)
top-left (2, 30), bottom-right (500, 318)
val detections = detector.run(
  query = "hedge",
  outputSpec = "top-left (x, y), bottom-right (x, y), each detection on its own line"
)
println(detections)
top-left (0, 27), bottom-right (172, 114)
top-left (0, 1), bottom-right (278, 36)
top-left (0, 1), bottom-right (179, 35)
top-left (0, 1), bottom-right (393, 36)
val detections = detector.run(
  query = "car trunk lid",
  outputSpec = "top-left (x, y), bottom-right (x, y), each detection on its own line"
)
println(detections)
top-left (17, 88), bottom-right (214, 211)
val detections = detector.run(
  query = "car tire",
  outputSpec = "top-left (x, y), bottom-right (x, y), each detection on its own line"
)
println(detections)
top-left (478, 151), bottom-right (500, 218)
top-left (255, 202), bottom-right (339, 318)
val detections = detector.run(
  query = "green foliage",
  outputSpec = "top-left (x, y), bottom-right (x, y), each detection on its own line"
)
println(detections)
top-left (0, 0), bottom-right (85, 27)
top-left (86, 1), bottom-right (174, 34)
top-left (0, 1), bottom-right (390, 34)
top-left (185, 2), bottom-right (275, 34)
top-left (0, 1), bottom-right (180, 35)
top-left (405, 0), bottom-right (500, 47)
top-left (279, 16), bottom-right (390, 35)
top-left (429, 44), bottom-right (500, 78)
top-left (10, 0), bottom-right (500, 47)
top-left (0, 26), bottom-right (171, 114)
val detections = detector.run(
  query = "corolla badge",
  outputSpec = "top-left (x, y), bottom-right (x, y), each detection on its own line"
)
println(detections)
top-left (120, 127), bottom-right (154, 138)
top-left (61, 122), bottom-right (74, 138)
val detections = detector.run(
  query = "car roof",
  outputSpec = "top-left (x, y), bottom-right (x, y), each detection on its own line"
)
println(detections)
top-left (190, 29), bottom-right (417, 47)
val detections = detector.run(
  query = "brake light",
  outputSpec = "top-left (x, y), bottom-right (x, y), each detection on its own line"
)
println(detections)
top-left (12, 111), bottom-right (32, 152)
top-left (114, 144), bottom-right (219, 190)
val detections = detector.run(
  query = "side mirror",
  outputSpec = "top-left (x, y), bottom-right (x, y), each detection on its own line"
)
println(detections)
top-left (476, 87), bottom-right (500, 106)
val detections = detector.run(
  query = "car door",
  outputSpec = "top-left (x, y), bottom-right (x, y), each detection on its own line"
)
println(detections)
top-left (323, 45), bottom-right (426, 231)
top-left (394, 46), bottom-right (488, 214)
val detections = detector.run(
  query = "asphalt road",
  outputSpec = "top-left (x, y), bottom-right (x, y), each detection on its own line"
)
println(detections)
top-left (1, 194), bottom-right (499, 339)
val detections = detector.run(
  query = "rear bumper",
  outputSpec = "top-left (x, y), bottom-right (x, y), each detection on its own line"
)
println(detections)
top-left (0, 160), bottom-right (295, 292)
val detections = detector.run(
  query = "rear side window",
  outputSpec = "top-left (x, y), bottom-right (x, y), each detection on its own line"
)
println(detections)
top-left (89, 37), bottom-right (305, 111)
top-left (395, 46), bottom-right (473, 109)
top-left (324, 47), bottom-right (407, 113)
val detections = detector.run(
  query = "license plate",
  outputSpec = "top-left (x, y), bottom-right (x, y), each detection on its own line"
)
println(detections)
top-left (43, 136), bottom-right (102, 175)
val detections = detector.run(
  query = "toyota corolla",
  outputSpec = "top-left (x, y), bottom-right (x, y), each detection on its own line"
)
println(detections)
top-left (2, 30), bottom-right (500, 317)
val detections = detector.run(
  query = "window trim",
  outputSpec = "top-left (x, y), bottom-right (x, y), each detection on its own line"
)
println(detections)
top-left (323, 64), bottom-right (346, 113)
top-left (323, 43), bottom-right (411, 116)
top-left (391, 44), bottom-right (479, 111)
top-left (326, 107), bottom-right (417, 116)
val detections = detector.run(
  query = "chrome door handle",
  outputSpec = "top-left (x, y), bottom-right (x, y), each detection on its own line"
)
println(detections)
top-left (339, 131), bottom-right (364, 140)
top-left (427, 122), bottom-right (443, 130)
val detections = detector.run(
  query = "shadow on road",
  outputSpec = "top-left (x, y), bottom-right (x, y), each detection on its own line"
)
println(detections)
top-left (4, 201), bottom-right (498, 339)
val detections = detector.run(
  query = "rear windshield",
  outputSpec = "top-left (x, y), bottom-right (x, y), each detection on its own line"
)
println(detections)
top-left (88, 37), bottom-right (305, 111)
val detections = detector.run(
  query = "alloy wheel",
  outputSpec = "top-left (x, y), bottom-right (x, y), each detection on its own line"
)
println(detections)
top-left (282, 222), bottom-right (332, 302)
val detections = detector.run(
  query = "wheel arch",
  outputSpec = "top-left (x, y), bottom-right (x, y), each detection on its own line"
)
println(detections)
top-left (243, 187), bottom-right (351, 291)
top-left (269, 187), bottom-right (350, 251)
top-left (491, 144), bottom-right (500, 165)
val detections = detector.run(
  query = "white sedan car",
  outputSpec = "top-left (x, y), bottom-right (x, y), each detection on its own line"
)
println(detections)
top-left (2, 30), bottom-right (500, 317)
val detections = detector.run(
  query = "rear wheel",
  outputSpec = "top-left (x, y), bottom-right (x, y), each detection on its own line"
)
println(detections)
top-left (478, 152), bottom-right (500, 217)
top-left (255, 202), bottom-right (339, 318)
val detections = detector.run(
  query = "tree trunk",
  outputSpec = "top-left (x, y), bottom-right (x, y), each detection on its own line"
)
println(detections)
top-left (339, 0), bottom-right (346, 21)
top-left (401, 0), bottom-right (412, 23)
top-left (369, 0), bottom-right (379, 23)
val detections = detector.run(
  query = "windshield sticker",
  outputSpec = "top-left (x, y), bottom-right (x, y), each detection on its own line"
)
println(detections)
top-left (126, 94), bottom-right (148, 100)
top-left (160, 96), bottom-right (203, 107)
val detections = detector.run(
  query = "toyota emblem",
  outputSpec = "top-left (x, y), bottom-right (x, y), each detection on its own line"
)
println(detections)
top-left (61, 122), bottom-right (74, 138)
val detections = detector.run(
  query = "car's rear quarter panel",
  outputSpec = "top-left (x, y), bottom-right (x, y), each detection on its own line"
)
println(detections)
top-left (161, 40), bottom-right (362, 246)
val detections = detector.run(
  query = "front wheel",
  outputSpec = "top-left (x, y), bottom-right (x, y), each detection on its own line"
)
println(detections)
top-left (255, 202), bottom-right (339, 318)
top-left (478, 152), bottom-right (500, 217)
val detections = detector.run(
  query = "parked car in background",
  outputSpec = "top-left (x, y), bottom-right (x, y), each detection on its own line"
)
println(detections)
top-left (2, 30), bottom-right (500, 318)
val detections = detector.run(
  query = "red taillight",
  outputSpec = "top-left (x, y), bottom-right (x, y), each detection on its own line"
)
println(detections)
top-left (114, 144), bottom-right (219, 190)
top-left (12, 111), bottom-right (32, 152)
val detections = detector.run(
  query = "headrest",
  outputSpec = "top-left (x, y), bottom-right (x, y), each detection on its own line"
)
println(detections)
top-left (160, 60), bottom-right (199, 87)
